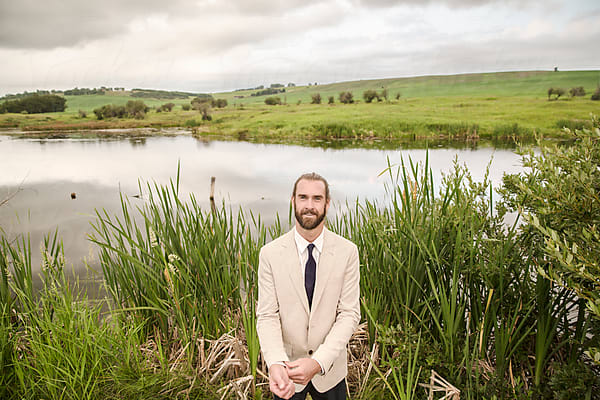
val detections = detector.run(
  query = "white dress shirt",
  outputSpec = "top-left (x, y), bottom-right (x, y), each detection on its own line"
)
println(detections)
top-left (294, 226), bottom-right (325, 277)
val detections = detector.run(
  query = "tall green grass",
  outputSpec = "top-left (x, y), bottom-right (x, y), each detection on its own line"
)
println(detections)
top-left (1, 152), bottom-right (598, 398)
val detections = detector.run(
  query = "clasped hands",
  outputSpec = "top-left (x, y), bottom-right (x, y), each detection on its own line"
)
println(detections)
top-left (269, 358), bottom-right (321, 399)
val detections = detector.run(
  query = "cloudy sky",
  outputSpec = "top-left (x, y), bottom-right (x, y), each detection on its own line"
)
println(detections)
top-left (0, 0), bottom-right (598, 96)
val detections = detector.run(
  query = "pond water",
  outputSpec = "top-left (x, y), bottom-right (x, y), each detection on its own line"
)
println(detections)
top-left (0, 130), bottom-right (524, 277)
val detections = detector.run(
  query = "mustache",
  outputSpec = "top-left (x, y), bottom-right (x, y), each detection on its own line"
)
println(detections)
top-left (301, 209), bottom-right (318, 216)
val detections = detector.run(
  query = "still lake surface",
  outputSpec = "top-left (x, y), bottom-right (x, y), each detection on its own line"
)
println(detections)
top-left (0, 130), bottom-right (524, 277)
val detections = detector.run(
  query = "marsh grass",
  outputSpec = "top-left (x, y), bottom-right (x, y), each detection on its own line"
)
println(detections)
top-left (1, 151), bottom-right (598, 398)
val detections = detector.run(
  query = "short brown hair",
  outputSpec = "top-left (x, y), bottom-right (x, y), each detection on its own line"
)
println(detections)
top-left (292, 173), bottom-right (330, 200)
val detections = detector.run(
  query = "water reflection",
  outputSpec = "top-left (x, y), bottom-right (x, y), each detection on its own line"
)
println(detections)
top-left (0, 131), bottom-right (524, 276)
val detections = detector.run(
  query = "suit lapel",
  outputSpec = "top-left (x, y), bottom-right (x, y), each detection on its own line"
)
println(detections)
top-left (280, 230), bottom-right (310, 315)
top-left (310, 229), bottom-right (336, 313)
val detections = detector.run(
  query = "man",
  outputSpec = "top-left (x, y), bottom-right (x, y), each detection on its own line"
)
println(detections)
top-left (256, 173), bottom-right (361, 400)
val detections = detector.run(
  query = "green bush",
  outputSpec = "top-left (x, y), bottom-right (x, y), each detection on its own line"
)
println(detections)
top-left (547, 87), bottom-right (566, 100)
top-left (569, 86), bottom-right (586, 97)
top-left (211, 98), bottom-right (228, 108)
top-left (0, 94), bottom-right (66, 114)
top-left (93, 101), bottom-right (149, 120)
top-left (328, 96), bottom-right (334, 104)
top-left (363, 90), bottom-right (378, 103)
top-left (264, 96), bottom-right (282, 105)
top-left (339, 91), bottom-right (354, 104)
top-left (181, 104), bottom-right (191, 111)
top-left (311, 93), bottom-right (322, 104)
top-left (592, 87), bottom-right (600, 101)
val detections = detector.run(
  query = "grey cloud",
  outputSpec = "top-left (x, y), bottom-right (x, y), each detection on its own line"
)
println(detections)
top-left (353, 0), bottom-right (536, 8)
top-left (0, 0), bottom-right (198, 49)
top-left (0, 0), bottom-right (333, 49)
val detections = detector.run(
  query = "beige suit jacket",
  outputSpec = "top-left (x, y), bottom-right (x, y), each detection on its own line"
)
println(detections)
top-left (256, 228), bottom-right (360, 393)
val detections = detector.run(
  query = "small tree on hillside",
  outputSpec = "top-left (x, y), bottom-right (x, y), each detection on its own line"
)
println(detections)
top-left (363, 90), bottom-right (378, 103)
top-left (339, 91), bottom-right (354, 104)
top-left (380, 88), bottom-right (388, 101)
top-left (547, 87), bottom-right (566, 100)
top-left (569, 86), bottom-right (586, 97)
top-left (328, 96), bottom-right (334, 104)
top-left (265, 97), bottom-right (282, 105)
top-left (591, 87), bottom-right (600, 101)
top-left (311, 93), bottom-right (322, 104)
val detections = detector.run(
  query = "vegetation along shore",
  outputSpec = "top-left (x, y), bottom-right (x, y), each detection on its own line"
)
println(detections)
top-left (1, 70), bottom-right (599, 142)
top-left (1, 114), bottom-right (599, 399)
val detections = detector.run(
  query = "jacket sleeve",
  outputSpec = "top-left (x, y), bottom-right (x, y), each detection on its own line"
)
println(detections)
top-left (312, 243), bottom-right (361, 372)
top-left (256, 247), bottom-right (289, 368)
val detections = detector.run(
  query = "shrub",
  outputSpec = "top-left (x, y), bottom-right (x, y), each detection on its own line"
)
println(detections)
top-left (339, 91), bottom-right (354, 104)
top-left (547, 87), bottom-right (566, 100)
top-left (0, 94), bottom-right (66, 114)
top-left (264, 97), bottom-right (282, 105)
top-left (311, 93), bottom-right (322, 104)
top-left (380, 88), bottom-right (388, 101)
top-left (328, 96), bottom-right (334, 104)
top-left (396, 93), bottom-right (401, 100)
top-left (569, 86), bottom-right (585, 97)
top-left (78, 110), bottom-right (87, 118)
top-left (592, 87), bottom-right (600, 101)
top-left (211, 98), bottom-right (228, 108)
top-left (191, 96), bottom-right (211, 110)
top-left (363, 90), bottom-right (378, 103)
top-left (92, 101), bottom-right (149, 120)
top-left (125, 100), bottom-right (149, 119)
top-left (158, 102), bottom-right (175, 112)
top-left (181, 104), bottom-right (191, 111)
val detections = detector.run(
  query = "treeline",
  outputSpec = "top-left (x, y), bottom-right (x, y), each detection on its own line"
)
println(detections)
top-left (93, 100), bottom-right (149, 120)
top-left (547, 85), bottom-right (600, 100)
top-left (0, 94), bottom-right (66, 114)
top-left (130, 89), bottom-right (205, 100)
top-left (251, 87), bottom-right (286, 97)
top-left (235, 83), bottom-right (295, 92)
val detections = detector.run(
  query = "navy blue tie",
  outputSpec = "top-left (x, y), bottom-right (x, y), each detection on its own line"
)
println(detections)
top-left (305, 243), bottom-right (316, 309)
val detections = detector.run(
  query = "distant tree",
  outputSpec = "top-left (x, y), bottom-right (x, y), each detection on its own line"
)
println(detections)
top-left (380, 88), bottom-right (388, 101)
top-left (126, 100), bottom-right (149, 119)
top-left (0, 94), bottom-right (66, 114)
top-left (396, 93), bottom-right (401, 100)
top-left (287, 82), bottom-right (296, 87)
top-left (211, 98), bottom-right (228, 108)
top-left (311, 93), bottom-right (322, 104)
top-left (78, 110), bottom-right (87, 118)
top-left (547, 87), bottom-right (566, 100)
top-left (328, 96), bottom-right (334, 104)
top-left (592, 87), bottom-right (600, 101)
top-left (182, 104), bottom-right (191, 111)
top-left (158, 102), bottom-right (175, 112)
top-left (270, 83), bottom-right (284, 88)
top-left (265, 97), bottom-right (282, 105)
top-left (569, 87), bottom-right (586, 97)
top-left (339, 91), bottom-right (354, 104)
top-left (191, 96), bottom-right (212, 110)
top-left (363, 90), bottom-right (378, 103)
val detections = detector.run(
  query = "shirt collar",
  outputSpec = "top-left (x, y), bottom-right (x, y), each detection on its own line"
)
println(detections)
top-left (294, 226), bottom-right (326, 254)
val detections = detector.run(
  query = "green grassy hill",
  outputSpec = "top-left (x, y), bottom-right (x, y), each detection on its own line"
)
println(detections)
top-left (1, 70), bottom-right (598, 140)
top-left (215, 70), bottom-right (600, 105)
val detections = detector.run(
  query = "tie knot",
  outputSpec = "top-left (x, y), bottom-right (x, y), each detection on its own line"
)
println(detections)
top-left (307, 243), bottom-right (315, 254)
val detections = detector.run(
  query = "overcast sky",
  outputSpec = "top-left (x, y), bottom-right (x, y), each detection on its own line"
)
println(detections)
top-left (0, 0), bottom-right (598, 96)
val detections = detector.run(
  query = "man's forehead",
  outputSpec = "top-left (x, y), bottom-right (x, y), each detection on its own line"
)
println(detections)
top-left (296, 179), bottom-right (326, 195)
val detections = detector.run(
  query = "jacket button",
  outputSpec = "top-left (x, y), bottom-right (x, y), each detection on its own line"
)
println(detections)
top-left (308, 350), bottom-right (313, 355)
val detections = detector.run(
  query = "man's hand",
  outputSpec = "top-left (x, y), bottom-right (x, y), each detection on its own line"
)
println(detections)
top-left (285, 358), bottom-right (321, 385)
top-left (269, 364), bottom-right (295, 399)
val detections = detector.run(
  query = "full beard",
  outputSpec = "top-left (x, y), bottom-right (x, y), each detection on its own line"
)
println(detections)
top-left (294, 207), bottom-right (326, 230)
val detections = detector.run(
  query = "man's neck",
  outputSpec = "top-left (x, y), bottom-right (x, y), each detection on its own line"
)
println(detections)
top-left (295, 223), bottom-right (324, 243)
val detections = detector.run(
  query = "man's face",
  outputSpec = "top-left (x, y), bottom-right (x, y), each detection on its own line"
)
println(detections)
top-left (292, 179), bottom-right (329, 230)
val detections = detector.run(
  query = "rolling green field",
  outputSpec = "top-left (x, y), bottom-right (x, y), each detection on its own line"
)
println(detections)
top-left (1, 70), bottom-right (598, 141)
